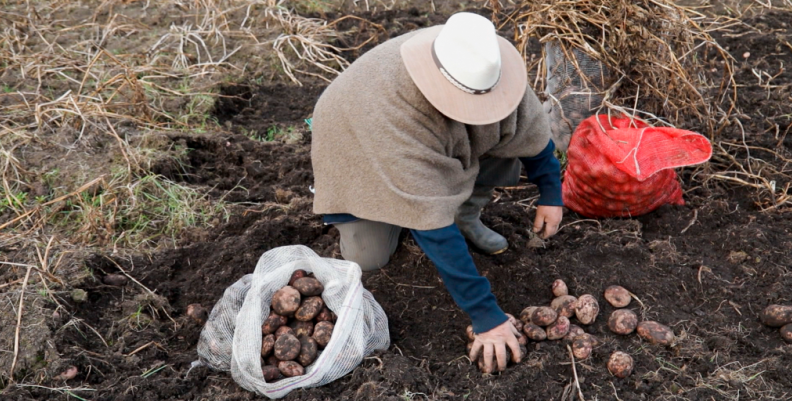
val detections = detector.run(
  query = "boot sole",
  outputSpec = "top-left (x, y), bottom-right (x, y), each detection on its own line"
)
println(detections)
top-left (489, 246), bottom-right (508, 255)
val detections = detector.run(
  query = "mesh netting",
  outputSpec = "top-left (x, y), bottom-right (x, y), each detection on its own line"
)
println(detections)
top-left (562, 115), bottom-right (712, 217)
top-left (542, 40), bottom-right (611, 151)
top-left (197, 245), bottom-right (390, 399)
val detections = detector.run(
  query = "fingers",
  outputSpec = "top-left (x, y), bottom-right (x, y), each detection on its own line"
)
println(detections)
top-left (545, 216), bottom-right (562, 238)
top-left (534, 206), bottom-right (563, 239)
top-left (541, 221), bottom-right (559, 239)
top-left (532, 213), bottom-right (545, 234)
top-left (509, 323), bottom-right (521, 337)
top-left (495, 343), bottom-right (508, 372)
top-left (483, 343), bottom-right (495, 374)
top-left (506, 333), bottom-right (522, 363)
top-left (469, 340), bottom-right (482, 362)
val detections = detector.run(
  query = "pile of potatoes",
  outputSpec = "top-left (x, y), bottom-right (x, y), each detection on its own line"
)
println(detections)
top-left (464, 280), bottom-right (678, 379)
top-left (464, 279), bottom-right (601, 373)
top-left (602, 285), bottom-right (676, 378)
top-left (260, 270), bottom-right (337, 381)
top-left (760, 304), bottom-right (792, 343)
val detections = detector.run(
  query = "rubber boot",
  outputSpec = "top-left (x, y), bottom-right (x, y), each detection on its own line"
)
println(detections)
top-left (455, 186), bottom-right (508, 255)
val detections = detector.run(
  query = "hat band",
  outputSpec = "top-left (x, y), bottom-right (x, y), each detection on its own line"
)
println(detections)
top-left (431, 40), bottom-right (500, 95)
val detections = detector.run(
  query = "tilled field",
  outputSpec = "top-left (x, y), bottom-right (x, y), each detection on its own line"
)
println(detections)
top-left (2, 3), bottom-right (792, 401)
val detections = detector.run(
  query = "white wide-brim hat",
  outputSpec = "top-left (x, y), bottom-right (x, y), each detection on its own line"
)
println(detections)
top-left (401, 12), bottom-right (527, 125)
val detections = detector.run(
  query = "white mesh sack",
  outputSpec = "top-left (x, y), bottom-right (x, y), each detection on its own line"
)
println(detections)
top-left (542, 40), bottom-right (611, 152)
top-left (196, 245), bottom-right (390, 399)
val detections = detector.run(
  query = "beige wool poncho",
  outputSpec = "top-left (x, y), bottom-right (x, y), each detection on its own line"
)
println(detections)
top-left (311, 28), bottom-right (552, 231)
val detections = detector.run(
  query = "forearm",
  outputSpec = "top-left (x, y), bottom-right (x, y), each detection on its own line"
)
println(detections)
top-left (410, 224), bottom-right (507, 333)
top-left (519, 140), bottom-right (563, 207)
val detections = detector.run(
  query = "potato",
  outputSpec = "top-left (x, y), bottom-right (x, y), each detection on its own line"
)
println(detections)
top-left (261, 334), bottom-right (275, 357)
top-left (607, 351), bottom-right (634, 378)
top-left (271, 286), bottom-right (301, 316)
top-left (295, 296), bottom-right (324, 321)
top-left (313, 321), bottom-right (334, 349)
top-left (760, 304), bottom-right (792, 327)
top-left (551, 295), bottom-right (578, 318)
top-left (298, 336), bottom-right (319, 367)
top-left (186, 304), bottom-right (209, 325)
top-left (273, 333), bottom-right (301, 361)
top-left (315, 306), bottom-right (336, 322)
top-left (517, 332), bottom-right (527, 346)
top-left (636, 321), bottom-right (676, 346)
top-left (604, 285), bottom-right (632, 308)
top-left (292, 277), bottom-right (324, 297)
top-left (575, 294), bottom-right (600, 325)
top-left (519, 306), bottom-right (538, 323)
top-left (275, 325), bottom-right (295, 339)
top-left (532, 306), bottom-right (558, 327)
top-left (523, 322), bottom-right (547, 341)
top-left (564, 324), bottom-right (585, 342)
top-left (102, 273), bottom-right (128, 286)
top-left (289, 320), bottom-right (314, 338)
top-left (572, 333), bottom-right (595, 359)
top-left (261, 311), bottom-right (288, 335)
top-left (552, 279), bottom-right (568, 297)
top-left (474, 345), bottom-right (527, 373)
top-left (507, 344), bottom-right (528, 364)
top-left (262, 365), bottom-right (281, 381)
top-left (476, 355), bottom-right (488, 373)
top-left (505, 313), bottom-right (524, 333)
top-left (546, 316), bottom-right (570, 340)
top-left (465, 325), bottom-right (476, 342)
top-left (781, 324), bottom-right (792, 343)
top-left (288, 269), bottom-right (308, 286)
top-left (266, 355), bottom-right (279, 366)
top-left (278, 360), bottom-right (305, 377)
top-left (608, 309), bottom-right (638, 335)
top-left (55, 366), bottom-right (78, 381)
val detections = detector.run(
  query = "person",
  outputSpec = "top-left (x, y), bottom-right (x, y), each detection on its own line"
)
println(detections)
top-left (310, 12), bottom-right (563, 373)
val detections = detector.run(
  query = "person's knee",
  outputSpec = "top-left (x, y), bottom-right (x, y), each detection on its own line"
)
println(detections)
top-left (336, 220), bottom-right (400, 271)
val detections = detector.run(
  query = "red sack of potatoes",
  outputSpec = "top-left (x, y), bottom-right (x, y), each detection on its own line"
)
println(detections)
top-left (562, 115), bottom-right (712, 217)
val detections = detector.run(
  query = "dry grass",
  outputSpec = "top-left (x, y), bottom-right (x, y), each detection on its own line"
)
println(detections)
top-left (0, 0), bottom-right (374, 252)
top-left (501, 0), bottom-right (738, 133)
top-left (0, 1), bottom-right (392, 388)
top-left (0, 0), bottom-right (371, 385)
top-left (490, 0), bottom-right (792, 211)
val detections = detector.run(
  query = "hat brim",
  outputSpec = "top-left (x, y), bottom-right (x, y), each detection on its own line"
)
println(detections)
top-left (401, 25), bottom-right (528, 126)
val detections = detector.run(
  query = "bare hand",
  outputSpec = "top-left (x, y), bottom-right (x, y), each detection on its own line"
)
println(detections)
top-left (469, 320), bottom-right (522, 373)
top-left (533, 205), bottom-right (563, 239)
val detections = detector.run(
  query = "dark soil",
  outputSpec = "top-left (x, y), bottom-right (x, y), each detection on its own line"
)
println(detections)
top-left (7, 6), bottom-right (792, 401)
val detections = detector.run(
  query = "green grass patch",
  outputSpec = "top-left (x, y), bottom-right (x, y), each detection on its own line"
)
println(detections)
top-left (48, 170), bottom-right (227, 248)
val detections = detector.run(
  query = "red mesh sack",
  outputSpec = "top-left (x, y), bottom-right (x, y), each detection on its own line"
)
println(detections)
top-left (562, 115), bottom-right (712, 218)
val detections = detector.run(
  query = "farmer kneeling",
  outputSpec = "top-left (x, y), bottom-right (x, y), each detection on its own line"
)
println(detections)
top-left (310, 12), bottom-right (563, 373)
